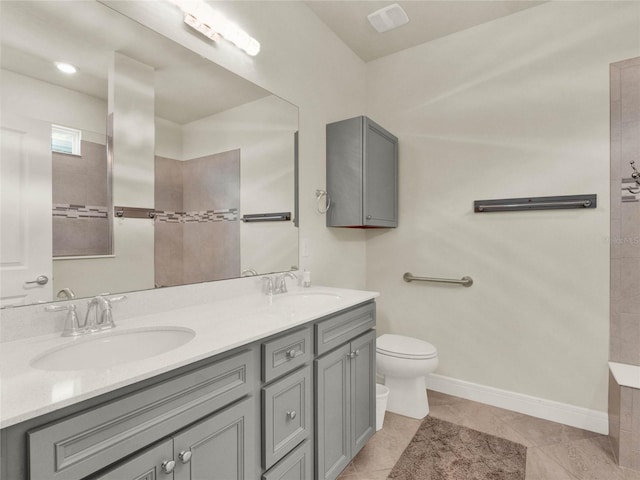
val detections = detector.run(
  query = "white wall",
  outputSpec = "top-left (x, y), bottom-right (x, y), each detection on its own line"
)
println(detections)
top-left (366, 1), bottom-right (640, 413)
top-left (104, 0), bottom-right (368, 289)
top-left (0, 70), bottom-right (106, 138)
top-left (155, 117), bottom-right (183, 160)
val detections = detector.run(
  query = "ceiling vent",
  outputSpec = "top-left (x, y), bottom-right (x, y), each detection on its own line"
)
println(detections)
top-left (367, 3), bottom-right (409, 33)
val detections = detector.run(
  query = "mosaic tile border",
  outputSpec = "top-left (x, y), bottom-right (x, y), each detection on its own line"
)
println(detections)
top-left (155, 208), bottom-right (238, 223)
top-left (53, 204), bottom-right (109, 219)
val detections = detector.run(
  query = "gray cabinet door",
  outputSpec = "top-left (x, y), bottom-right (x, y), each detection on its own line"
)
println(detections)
top-left (363, 119), bottom-right (398, 227)
top-left (92, 440), bottom-right (174, 480)
top-left (173, 397), bottom-right (255, 480)
top-left (315, 330), bottom-right (377, 480)
top-left (315, 343), bottom-right (351, 480)
top-left (326, 116), bottom-right (397, 228)
top-left (349, 331), bottom-right (376, 455)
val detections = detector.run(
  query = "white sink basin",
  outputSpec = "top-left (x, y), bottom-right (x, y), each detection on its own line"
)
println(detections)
top-left (272, 291), bottom-right (342, 308)
top-left (30, 327), bottom-right (196, 371)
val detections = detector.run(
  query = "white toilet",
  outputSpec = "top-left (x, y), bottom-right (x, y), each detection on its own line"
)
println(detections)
top-left (376, 334), bottom-right (438, 419)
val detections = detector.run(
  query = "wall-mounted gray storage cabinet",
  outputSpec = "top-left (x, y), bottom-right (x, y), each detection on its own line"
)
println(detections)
top-left (326, 116), bottom-right (398, 228)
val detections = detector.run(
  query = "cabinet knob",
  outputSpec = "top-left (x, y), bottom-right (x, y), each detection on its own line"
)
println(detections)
top-left (178, 450), bottom-right (192, 464)
top-left (366, 215), bottom-right (372, 220)
top-left (161, 460), bottom-right (176, 474)
top-left (354, 349), bottom-right (360, 356)
top-left (286, 410), bottom-right (297, 420)
top-left (286, 349), bottom-right (299, 359)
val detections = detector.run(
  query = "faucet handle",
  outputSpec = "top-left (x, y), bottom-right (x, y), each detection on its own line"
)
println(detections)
top-left (45, 304), bottom-right (83, 337)
top-left (262, 276), bottom-right (274, 295)
top-left (107, 295), bottom-right (127, 304)
top-left (99, 295), bottom-right (125, 329)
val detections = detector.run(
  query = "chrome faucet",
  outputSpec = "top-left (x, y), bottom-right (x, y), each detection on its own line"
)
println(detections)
top-left (56, 288), bottom-right (76, 300)
top-left (274, 272), bottom-right (297, 294)
top-left (242, 268), bottom-right (258, 277)
top-left (85, 295), bottom-right (126, 332)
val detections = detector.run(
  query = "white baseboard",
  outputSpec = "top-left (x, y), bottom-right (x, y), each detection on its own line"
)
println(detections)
top-left (425, 373), bottom-right (609, 435)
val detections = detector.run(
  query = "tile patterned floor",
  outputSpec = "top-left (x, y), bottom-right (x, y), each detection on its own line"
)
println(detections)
top-left (338, 391), bottom-right (640, 480)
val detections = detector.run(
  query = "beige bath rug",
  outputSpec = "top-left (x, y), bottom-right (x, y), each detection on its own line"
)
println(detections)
top-left (388, 416), bottom-right (527, 480)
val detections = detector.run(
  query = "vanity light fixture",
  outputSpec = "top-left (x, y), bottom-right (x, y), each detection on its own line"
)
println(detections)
top-left (167, 0), bottom-right (260, 56)
top-left (55, 62), bottom-right (77, 74)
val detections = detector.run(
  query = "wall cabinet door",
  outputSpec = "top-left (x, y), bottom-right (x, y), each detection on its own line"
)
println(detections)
top-left (315, 331), bottom-right (376, 480)
top-left (173, 397), bottom-right (255, 480)
top-left (326, 116), bottom-right (398, 228)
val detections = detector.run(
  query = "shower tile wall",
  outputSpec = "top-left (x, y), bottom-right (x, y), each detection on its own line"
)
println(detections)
top-left (155, 156), bottom-right (184, 287)
top-left (609, 56), bottom-right (640, 471)
top-left (52, 140), bottom-right (110, 257)
top-left (154, 149), bottom-right (240, 288)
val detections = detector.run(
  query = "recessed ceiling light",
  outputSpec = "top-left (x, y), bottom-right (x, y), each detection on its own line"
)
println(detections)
top-left (55, 62), bottom-right (77, 74)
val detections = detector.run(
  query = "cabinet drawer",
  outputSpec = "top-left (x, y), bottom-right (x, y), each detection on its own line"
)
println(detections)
top-left (262, 365), bottom-right (312, 470)
top-left (28, 349), bottom-right (255, 480)
top-left (262, 326), bottom-right (312, 383)
top-left (263, 440), bottom-right (312, 480)
top-left (315, 302), bottom-right (375, 356)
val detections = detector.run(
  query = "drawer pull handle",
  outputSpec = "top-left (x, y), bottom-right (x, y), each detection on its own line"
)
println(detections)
top-left (287, 410), bottom-right (297, 420)
top-left (161, 460), bottom-right (176, 474)
top-left (286, 349), bottom-right (299, 359)
top-left (179, 450), bottom-right (192, 464)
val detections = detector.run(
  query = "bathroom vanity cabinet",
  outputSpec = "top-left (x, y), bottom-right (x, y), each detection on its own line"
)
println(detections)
top-left (92, 397), bottom-right (255, 480)
top-left (315, 304), bottom-right (376, 480)
top-left (0, 300), bottom-right (376, 480)
top-left (326, 116), bottom-right (398, 228)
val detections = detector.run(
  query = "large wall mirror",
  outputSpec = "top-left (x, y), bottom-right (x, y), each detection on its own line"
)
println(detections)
top-left (0, 0), bottom-right (299, 307)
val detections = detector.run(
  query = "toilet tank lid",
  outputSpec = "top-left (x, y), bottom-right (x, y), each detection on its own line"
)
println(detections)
top-left (376, 334), bottom-right (437, 357)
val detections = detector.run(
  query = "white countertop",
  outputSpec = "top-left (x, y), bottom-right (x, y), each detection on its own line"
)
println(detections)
top-left (0, 286), bottom-right (378, 429)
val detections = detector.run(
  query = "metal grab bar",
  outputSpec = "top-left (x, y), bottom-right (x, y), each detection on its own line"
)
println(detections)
top-left (403, 272), bottom-right (473, 287)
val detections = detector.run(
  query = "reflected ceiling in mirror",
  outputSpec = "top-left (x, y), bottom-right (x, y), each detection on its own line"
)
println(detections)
top-left (0, 0), bottom-right (299, 308)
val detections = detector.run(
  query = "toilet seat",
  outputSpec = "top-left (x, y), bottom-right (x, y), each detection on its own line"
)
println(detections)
top-left (376, 334), bottom-right (437, 360)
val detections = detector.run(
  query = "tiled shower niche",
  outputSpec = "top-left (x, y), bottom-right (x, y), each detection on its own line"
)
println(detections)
top-left (154, 149), bottom-right (240, 287)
